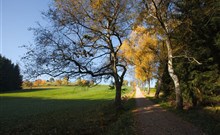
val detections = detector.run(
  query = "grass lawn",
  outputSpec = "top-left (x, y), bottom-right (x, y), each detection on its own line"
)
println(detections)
top-left (0, 85), bottom-right (135, 134)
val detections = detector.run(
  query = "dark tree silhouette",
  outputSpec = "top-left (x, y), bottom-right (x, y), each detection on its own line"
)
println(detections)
top-left (0, 55), bottom-right (22, 92)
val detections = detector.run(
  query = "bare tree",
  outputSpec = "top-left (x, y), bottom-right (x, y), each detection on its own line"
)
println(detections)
top-left (23, 0), bottom-right (134, 108)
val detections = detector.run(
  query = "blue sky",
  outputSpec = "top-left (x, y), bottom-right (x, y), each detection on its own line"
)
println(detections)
top-left (1, 0), bottom-right (51, 64)
top-left (0, 0), bottom-right (156, 86)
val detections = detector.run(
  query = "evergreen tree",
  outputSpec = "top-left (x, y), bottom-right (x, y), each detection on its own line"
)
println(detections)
top-left (173, 0), bottom-right (220, 106)
top-left (0, 55), bottom-right (22, 92)
top-left (157, 0), bottom-right (220, 107)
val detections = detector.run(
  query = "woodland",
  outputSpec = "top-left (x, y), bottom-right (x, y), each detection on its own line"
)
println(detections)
top-left (20, 0), bottom-right (219, 110)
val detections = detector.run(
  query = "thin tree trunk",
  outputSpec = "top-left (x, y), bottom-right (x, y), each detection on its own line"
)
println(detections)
top-left (166, 39), bottom-right (183, 110)
top-left (155, 67), bottom-right (164, 98)
top-left (147, 79), bottom-right (151, 94)
top-left (155, 77), bottom-right (162, 98)
top-left (142, 82), bottom-right (145, 91)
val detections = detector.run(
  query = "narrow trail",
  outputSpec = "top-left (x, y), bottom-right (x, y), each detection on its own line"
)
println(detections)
top-left (133, 86), bottom-right (204, 135)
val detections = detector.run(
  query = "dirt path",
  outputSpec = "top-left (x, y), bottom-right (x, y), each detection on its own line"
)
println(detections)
top-left (133, 86), bottom-right (204, 135)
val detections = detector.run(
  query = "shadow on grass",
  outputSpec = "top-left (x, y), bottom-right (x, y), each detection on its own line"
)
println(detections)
top-left (0, 96), bottom-right (115, 134)
top-left (0, 96), bottom-right (112, 120)
top-left (0, 86), bottom-right (135, 134)
top-left (0, 96), bottom-right (136, 135)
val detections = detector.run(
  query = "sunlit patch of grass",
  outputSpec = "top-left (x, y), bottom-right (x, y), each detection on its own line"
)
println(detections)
top-left (1, 86), bottom-right (115, 100)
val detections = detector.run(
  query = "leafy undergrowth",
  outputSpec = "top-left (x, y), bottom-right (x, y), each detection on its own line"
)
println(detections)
top-left (146, 91), bottom-right (220, 135)
top-left (0, 86), bottom-right (136, 135)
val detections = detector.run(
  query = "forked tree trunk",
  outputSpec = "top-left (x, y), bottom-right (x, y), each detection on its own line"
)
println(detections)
top-left (166, 39), bottom-right (183, 110)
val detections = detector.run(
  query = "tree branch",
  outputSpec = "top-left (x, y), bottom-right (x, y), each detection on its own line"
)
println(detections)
top-left (173, 55), bottom-right (202, 65)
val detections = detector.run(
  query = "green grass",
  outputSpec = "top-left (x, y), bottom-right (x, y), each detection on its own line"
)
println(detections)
top-left (0, 85), bottom-right (135, 134)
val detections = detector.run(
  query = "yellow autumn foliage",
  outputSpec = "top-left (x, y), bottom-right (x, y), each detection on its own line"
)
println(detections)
top-left (90, 0), bottom-right (104, 9)
top-left (120, 25), bottom-right (158, 82)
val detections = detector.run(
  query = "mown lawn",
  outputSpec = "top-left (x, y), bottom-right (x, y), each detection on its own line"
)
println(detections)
top-left (0, 85), bottom-right (135, 135)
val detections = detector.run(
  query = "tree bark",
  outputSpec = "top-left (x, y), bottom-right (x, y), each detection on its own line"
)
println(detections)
top-left (166, 39), bottom-right (183, 110)
top-left (114, 80), bottom-right (122, 109)
top-left (111, 50), bottom-right (123, 109)
top-left (155, 77), bottom-right (162, 98)
top-left (147, 79), bottom-right (151, 95)
top-left (155, 66), bottom-right (164, 98)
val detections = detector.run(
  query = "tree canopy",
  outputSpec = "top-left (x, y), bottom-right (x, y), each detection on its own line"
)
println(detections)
top-left (23, 0), bottom-right (135, 107)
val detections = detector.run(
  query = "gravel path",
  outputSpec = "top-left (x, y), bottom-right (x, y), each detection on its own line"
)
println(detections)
top-left (134, 86), bottom-right (204, 135)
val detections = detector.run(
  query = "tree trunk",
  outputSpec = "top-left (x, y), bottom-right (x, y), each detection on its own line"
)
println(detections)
top-left (147, 79), bottom-right (151, 94)
top-left (166, 39), bottom-right (183, 110)
top-left (155, 67), bottom-right (164, 98)
top-left (114, 80), bottom-right (122, 109)
top-left (189, 90), bottom-right (197, 107)
top-left (155, 77), bottom-right (162, 98)
top-left (142, 82), bottom-right (145, 91)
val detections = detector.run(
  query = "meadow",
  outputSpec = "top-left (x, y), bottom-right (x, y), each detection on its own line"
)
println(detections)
top-left (0, 86), bottom-right (135, 134)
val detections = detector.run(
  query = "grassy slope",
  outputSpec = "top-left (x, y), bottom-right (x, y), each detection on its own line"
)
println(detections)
top-left (0, 85), bottom-right (135, 135)
top-left (144, 89), bottom-right (220, 135)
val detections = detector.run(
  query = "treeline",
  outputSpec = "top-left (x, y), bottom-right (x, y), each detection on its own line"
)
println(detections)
top-left (0, 55), bottom-right (22, 92)
top-left (156, 0), bottom-right (220, 107)
top-left (22, 77), bottom-right (95, 88)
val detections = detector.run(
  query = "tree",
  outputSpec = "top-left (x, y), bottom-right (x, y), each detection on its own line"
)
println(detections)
top-left (172, 0), bottom-right (220, 106)
top-left (49, 77), bottom-right (55, 82)
top-left (33, 79), bottom-right (42, 87)
top-left (62, 76), bottom-right (69, 85)
top-left (23, 0), bottom-right (134, 108)
top-left (0, 55), bottom-right (22, 92)
top-left (122, 80), bottom-right (129, 86)
top-left (138, 0), bottom-right (183, 109)
top-left (41, 80), bottom-right (47, 86)
top-left (154, 41), bottom-right (168, 98)
top-left (55, 79), bottom-right (62, 86)
top-left (22, 80), bottom-right (33, 89)
top-left (120, 26), bottom-right (158, 94)
top-left (81, 79), bottom-right (90, 87)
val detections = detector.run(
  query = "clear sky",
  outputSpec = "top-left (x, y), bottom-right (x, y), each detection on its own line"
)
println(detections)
top-left (0, 0), bottom-right (156, 86)
top-left (1, 0), bottom-right (51, 64)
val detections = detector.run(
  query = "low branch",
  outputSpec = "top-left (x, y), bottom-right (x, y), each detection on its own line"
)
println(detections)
top-left (172, 55), bottom-right (202, 65)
